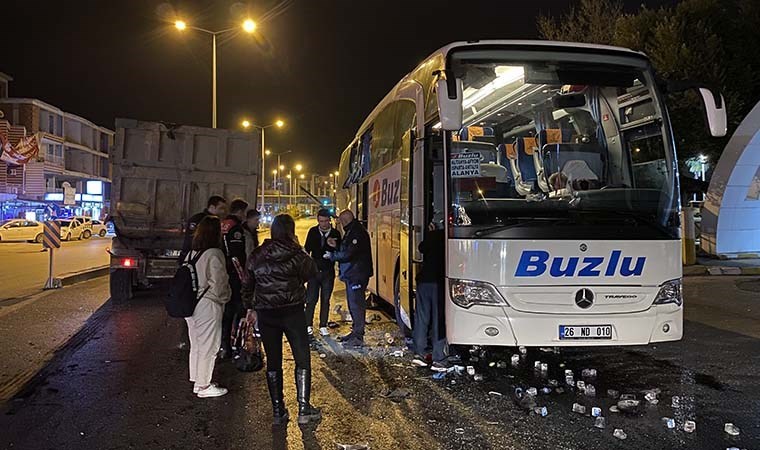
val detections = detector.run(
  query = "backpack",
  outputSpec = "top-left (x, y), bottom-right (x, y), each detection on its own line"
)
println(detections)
top-left (165, 249), bottom-right (210, 318)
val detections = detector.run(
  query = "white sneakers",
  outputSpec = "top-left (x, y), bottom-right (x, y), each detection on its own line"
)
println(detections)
top-left (319, 327), bottom-right (330, 336)
top-left (196, 384), bottom-right (228, 398)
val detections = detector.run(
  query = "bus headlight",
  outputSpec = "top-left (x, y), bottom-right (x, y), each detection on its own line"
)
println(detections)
top-left (449, 279), bottom-right (508, 309)
top-left (653, 278), bottom-right (682, 306)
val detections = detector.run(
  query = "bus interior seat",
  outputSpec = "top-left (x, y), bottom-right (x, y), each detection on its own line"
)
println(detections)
top-left (510, 137), bottom-right (538, 196)
top-left (458, 126), bottom-right (494, 141)
top-left (535, 128), bottom-right (573, 192)
top-left (541, 143), bottom-right (606, 191)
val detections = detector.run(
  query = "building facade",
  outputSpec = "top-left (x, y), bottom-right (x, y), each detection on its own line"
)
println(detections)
top-left (0, 74), bottom-right (113, 221)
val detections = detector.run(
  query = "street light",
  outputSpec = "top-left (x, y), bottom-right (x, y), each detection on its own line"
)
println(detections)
top-left (173, 18), bottom-right (258, 128)
top-left (240, 119), bottom-right (286, 212)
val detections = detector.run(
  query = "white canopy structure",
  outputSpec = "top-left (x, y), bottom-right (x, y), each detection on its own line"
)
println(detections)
top-left (701, 101), bottom-right (760, 258)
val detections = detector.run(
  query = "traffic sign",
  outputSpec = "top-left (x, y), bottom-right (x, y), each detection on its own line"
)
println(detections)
top-left (43, 221), bottom-right (61, 249)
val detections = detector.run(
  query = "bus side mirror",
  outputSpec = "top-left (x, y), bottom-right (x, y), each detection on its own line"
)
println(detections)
top-left (698, 88), bottom-right (727, 137)
top-left (436, 78), bottom-right (463, 131)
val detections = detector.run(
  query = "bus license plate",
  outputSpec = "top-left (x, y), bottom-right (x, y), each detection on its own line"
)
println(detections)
top-left (559, 325), bottom-right (613, 340)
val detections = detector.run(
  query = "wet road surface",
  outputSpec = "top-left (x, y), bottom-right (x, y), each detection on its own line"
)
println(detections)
top-left (1, 276), bottom-right (759, 450)
top-left (0, 237), bottom-right (110, 301)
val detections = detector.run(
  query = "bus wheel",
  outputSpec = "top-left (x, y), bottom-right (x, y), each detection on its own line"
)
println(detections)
top-left (393, 275), bottom-right (412, 338)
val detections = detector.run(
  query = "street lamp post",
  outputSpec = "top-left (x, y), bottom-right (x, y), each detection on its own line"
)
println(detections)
top-left (174, 19), bottom-right (257, 129)
top-left (242, 120), bottom-right (284, 212)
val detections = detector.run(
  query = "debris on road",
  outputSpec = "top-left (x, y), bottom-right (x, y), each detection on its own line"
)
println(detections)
top-left (533, 406), bottom-right (548, 417)
top-left (591, 407), bottom-right (602, 417)
top-left (724, 423), bottom-right (740, 436)
top-left (594, 417), bottom-right (606, 429)
top-left (617, 399), bottom-right (640, 413)
top-left (671, 396), bottom-right (680, 408)
top-left (613, 429), bottom-right (627, 440)
top-left (511, 354), bottom-right (520, 365)
top-left (661, 417), bottom-right (676, 429)
top-left (432, 372), bottom-right (446, 380)
top-left (496, 360), bottom-right (508, 369)
top-left (683, 420), bottom-right (696, 433)
top-left (609, 405), bottom-right (620, 413)
top-left (380, 388), bottom-right (411, 402)
top-left (454, 428), bottom-right (465, 435)
top-left (473, 374), bottom-right (484, 382)
top-left (337, 444), bottom-right (370, 450)
top-left (572, 403), bottom-right (586, 414)
top-left (581, 368), bottom-right (597, 378)
top-left (585, 384), bottom-right (596, 397)
top-left (607, 389), bottom-right (620, 399)
top-left (644, 390), bottom-right (659, 404)
top-left (488, 391), bottom-right (503, 397)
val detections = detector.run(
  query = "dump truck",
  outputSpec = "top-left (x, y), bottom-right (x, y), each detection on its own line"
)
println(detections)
top-left (108, 119), bottom-right (260, 301)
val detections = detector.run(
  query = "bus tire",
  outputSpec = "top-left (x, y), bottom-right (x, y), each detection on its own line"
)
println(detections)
top-left (393, 274), bottom-right (412, 338)
top-left (110, 269), bottom-right (133, 303)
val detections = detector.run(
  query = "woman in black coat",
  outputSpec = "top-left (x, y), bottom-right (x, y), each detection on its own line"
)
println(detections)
top-left (242, 214), bottom-right (319, 425)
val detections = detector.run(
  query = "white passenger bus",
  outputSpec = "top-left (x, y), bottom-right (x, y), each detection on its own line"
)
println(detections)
top-left (336, 40), bottom-right (726, 347)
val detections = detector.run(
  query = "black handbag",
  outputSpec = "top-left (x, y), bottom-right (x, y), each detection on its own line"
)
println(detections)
top-left (233, 314), bottom-right (264, 372)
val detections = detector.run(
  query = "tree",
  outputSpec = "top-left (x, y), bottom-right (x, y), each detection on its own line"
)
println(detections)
top-left (537, 0), bottom-right (760, 166)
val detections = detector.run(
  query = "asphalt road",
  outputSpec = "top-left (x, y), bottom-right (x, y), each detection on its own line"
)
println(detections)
top-left (1, 275), bottom-right (759, 450)
top-left (0, 237), bottom-right (111, 301)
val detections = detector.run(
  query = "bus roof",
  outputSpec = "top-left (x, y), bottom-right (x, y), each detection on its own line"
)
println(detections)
top-left (350, 40), bottom-right (646, 146)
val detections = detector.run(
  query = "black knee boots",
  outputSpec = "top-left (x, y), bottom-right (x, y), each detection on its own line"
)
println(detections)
top-left (266, 371), bottom-right (289, 425)
top-left (295, 368), bottom-right (321, 424)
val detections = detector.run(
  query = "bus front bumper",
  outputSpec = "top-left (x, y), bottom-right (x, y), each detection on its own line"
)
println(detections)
top-left (445, 302), bottom-right (683, 347)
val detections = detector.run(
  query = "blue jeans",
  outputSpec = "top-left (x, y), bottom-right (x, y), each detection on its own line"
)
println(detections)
top-left (413, 282), bottom-right (447, 363)
top-left (344, 279), bottom-right (367, 339)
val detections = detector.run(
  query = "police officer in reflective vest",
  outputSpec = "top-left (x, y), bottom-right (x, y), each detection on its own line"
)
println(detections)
top-left (324, 210), bottom-right (372, 348)
top-left (220, 198), bottom-right (249, 358)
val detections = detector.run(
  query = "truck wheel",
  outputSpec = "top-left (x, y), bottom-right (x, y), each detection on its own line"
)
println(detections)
top-left (110, 269), bottom-right (133, 302)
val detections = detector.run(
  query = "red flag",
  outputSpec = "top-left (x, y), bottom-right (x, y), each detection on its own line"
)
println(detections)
top-left (0, 134), bottom-right (39, 165)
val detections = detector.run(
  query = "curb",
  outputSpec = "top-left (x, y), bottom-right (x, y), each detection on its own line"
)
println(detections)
top-left (59, 266), bottom-right (110, 286)
top-left (683, 265), bottom-right (760, 276)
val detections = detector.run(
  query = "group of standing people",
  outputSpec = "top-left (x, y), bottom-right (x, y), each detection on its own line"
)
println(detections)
top-left (178, 196), bottom-right (377, 426)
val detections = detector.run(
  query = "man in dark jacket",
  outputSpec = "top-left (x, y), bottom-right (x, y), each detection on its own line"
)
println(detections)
top-left (304, 208), bottom-right (341, 338)
top-left (325, 210), bottom-right (372, 347)
top-left (219, 198), bottom-right (248, 358)
top-left (413, 219), bottom-right (449, 371)
top-left (180, 195), bottom-right (227, 262)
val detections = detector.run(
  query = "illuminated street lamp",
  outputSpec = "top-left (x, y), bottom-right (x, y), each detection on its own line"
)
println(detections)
top-left (240, 119), bottom-right (286, 211)
top-left (173, 18), bottom-right (258, 128)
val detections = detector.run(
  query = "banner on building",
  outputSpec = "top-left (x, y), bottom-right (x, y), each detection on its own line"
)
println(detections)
top-left (0, 134), bottom-right (40, 165)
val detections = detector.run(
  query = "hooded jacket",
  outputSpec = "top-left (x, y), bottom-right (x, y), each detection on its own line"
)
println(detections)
top-left (242, 238), bottom-right (317, 310)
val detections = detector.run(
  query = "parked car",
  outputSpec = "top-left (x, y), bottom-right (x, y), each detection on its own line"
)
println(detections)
top-left (0, 219), bottom-right (44, 243)
top-left (90, 219), bottom-right (108, 237)
top-left (56, 218), bottom-right (88, 241)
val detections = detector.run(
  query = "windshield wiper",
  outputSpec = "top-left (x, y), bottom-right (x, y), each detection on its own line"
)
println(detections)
top-left (473, 218), bottom-right (562, 238)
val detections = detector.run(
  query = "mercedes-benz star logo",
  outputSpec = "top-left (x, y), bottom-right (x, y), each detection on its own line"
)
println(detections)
top-left (575, 288), bottom-right (594, 309)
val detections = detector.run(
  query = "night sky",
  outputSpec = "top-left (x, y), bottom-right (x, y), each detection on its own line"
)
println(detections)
top-left (1, 0), bottom-right (677, 174)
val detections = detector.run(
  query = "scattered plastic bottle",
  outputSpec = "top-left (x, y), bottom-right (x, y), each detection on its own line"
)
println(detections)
top-left (613, 429), bottom-right (627, 440)
top-left (594, 416), bottom-right (606, 429)
top-left (661, 417), bottom-right (676, 429)
top-left (527, 387), bottom-right (538, 397)
top-left (511, 354), bottom-right (520, 365)
top-left (585, 385), bottom-right (596, 397)
top-left (572, 403), bottom-right (586, 414)
top-left (683, 420), bottom-right (696, 433)
top-left (576, 380), bottom-right (586, 392)
top-left (534, 406), bottom-right (548, 417)
top-left (582, 368), bottom-right (597, 378)
top-left (607, 389), bottom-right (620, 399)
top-left (466, 366), bottom-right (476, 376)
top-left (591, 407), bottom-right (602, 417)
top-left (671, 396), bottom-right (680, 408)
top-left (724, 423), bottom-right (740, 436)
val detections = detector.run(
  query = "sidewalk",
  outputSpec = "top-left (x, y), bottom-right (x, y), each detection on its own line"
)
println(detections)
top-left (683, 257), bottom-right (760, 276)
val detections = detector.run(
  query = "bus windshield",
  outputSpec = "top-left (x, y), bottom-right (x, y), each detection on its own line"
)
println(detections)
top-left (446, 49), bottom-right (678, 239)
